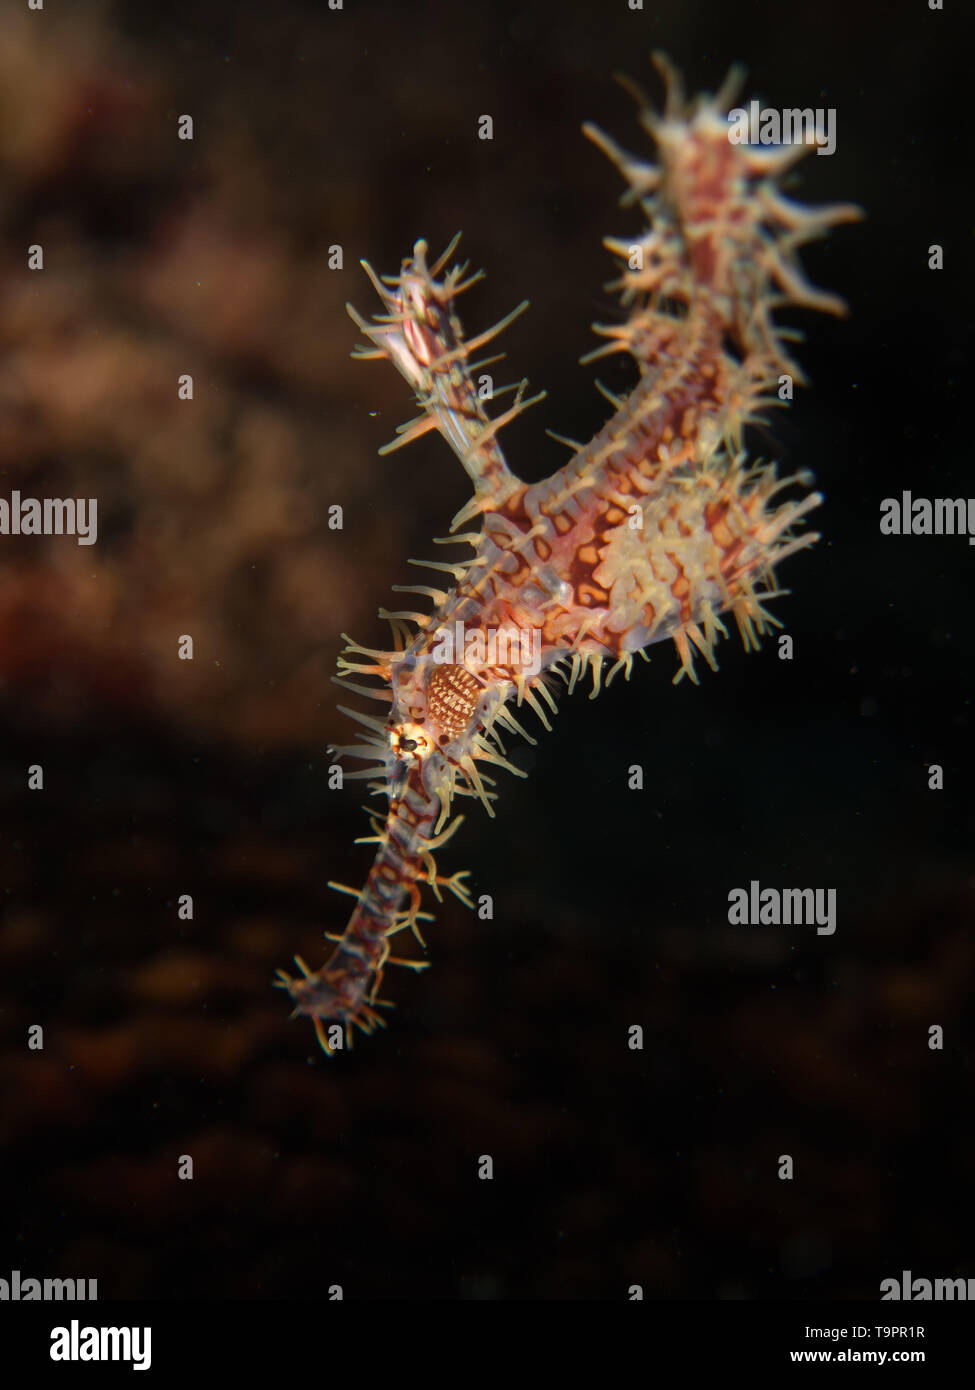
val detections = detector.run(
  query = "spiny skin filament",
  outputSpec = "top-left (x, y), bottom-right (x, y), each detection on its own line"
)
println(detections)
top-left (277, 55), bottom-right (860, 1054)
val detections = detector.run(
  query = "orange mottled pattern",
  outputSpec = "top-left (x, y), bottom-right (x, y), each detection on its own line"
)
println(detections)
top-left (277, 58), bottom-right (859, 1049)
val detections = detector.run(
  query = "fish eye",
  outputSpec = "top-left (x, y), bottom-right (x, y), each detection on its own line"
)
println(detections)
top-left (390, 723), bottom-right (433, 761)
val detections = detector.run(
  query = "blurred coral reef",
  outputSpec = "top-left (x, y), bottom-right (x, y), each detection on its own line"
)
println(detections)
top-left (0, 6), bottom-right (401, 741)
top-left (0, 0), bottom-right (970, 1301)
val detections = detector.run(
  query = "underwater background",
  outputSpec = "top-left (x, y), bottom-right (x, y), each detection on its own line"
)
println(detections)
top-left (0, 0), bottom-right (971, 1298)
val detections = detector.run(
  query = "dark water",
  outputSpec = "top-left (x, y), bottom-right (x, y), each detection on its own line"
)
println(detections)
top-left (0, 0), bottom-right (971, 1300)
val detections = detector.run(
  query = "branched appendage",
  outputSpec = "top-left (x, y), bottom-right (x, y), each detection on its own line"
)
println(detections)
top-left (277, 56), bottom-right (859, 1052)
